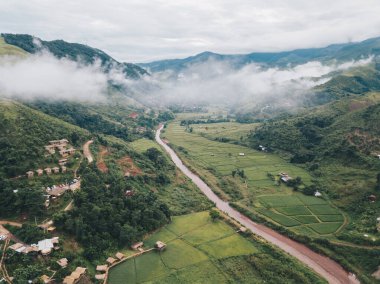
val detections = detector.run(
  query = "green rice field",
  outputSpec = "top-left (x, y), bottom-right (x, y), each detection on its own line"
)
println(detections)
top-left (162, 121), bottom-right (344, 236)
top-left (107, 211), bottom-right (325, 284)
top-left (129, 138), bottom-right (162, 153)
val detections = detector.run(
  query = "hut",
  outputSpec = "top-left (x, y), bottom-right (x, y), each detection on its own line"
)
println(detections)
top-left (155, 241), bottom-right (166, 251)
top-left (131, 242), bottom-right (144, 250)
top-left (40, 275), bottom-right (51, 284)
top-left (45, 168), bottom-right (52, 175)
top-left (61, 166), bottom-right (67, 173)
top-left (37, 169), bottom-right (44, 176)
top-left (63, 267), bottom-right (86, 284)
top-left (26, 171), bottom-right (34, 178)
top-left (369, 195), bottom-right (377, 202)
top-left (239, 227), bottom-right (248, 233)
top-left (95, 274), bottom-right (106, 281)
top-left (57, 258), bottom-right (68, 268)
top-left (106, 257), bottom-right (117, 265)
top-left (96, 265), bottom-right (108, 272)
top-left (239, 153), bottom-right (245, 156)
top-left (52, 167), bottom-right (60, 174)
top-left (115, 252), bottom-right (125, 260)
top-left (59, 159), bottom-right (68, 166)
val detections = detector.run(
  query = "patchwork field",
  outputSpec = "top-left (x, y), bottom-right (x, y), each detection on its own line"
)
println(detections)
top-left (162, 121), bottom-right (344, 236)
top-left (107, 211), bottom-right (325, 284)
top-left (190, 122), bottom-right (259, 141)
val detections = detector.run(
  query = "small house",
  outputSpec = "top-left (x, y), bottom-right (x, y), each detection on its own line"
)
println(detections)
top-left (279, 172), bottom-right (292, 183)
top-left (239, 227), bottom-right (248, 233)
top-left (59, 159), bottom-right (68, 166)
top-left (95, 274), bottom-right (106, 281)
top-left (9, 243), bottom-right (24, 251)
top-left (369, 195), bottom-right (377, 202)
top-left (131, 242), bottom-right (144, 250)
top-left (63, 267), bottom-right (86, 284)
top-left (115, 252), bottom-right (125, 260)
top-left (45, 168), bottom-right (52, 175)
top-left (61, 166), bottom-right (67, 173)
top-left (155, 241), bottom-right (166, 251)
top-left (106, 257), bottom-right (117, 265)
top-left (128, 112), bottom-right (138, 119)
top-left (45, 145), bottom-right (56, 154)
top-left (52, 167), bottom-right (60, 174)
top-left (57, 258), bottom-right (68, 268)
top-left (239, 153), bottom-right (245, 156)
top-left (36, 169), bottom-right (44, 176)
top-left (314, 191), bottom-right (322, 197)
top-left (96, 265), bottom-right (108, 272)
top-left (125, 190), bottom-right (134, 197)
top-left (26, 171), bottom-right (34, 178)
top-left (40, 275), bottom-right (51, 284)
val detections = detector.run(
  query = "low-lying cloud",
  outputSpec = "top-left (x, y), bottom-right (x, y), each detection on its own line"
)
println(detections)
top-left (0, 52), bottom-right (109, 101)
top-left (0, 50), bottom-right (373, 110)
top-left (126, 57), bottom-right (373, 111)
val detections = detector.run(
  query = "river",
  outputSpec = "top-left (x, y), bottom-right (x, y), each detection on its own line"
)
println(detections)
top-left (156, 124), bottom-right (359, 284)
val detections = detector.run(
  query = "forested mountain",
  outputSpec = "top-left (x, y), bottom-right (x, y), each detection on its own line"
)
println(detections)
top-left (139, 36), bottom-right (380, 72)
top-left (1, 33), bottom-right (148, 78)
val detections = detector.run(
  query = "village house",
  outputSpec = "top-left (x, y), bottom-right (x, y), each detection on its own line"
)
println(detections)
top-left (59, 158), bottom-right (68, 166)
top-left (95, 274), bottom-right (106, 281)
top-left (131, 241), bottom-right (144, 250)
top-left (369, 194), bottom-right (377, 202)
top-left (239, 152), bottom-right (245, 156)
top-left (155, 241), bottom-right (166, 251)
top-left (52, 167), bottom-right (60, 174)
top-left (106, 257), bottom-right (117, 265)
top-left (135, 126), bottom-right (146, 133)
top-left (38, 237), bottom-right (59, 255)
top-left (314, 191), bottom-right (322, 197)
top-left (258, 145), bottom-right (267, 151)
top-left (115, 252), bottom-right (125, 260)
top-left (61, 165), bottom-right (67, 173)
top-left (279, 172), bottom-right (292, 183)
top-left (45, 167), bottom-right (52, 175)
top-left (49, 139), bottom-right (69, 147)
top-left (46, 184), bottom-right (69, 198)
top-left (96, 265), bottom-right (108, 272)
top-left (239, 227), bottom-right (248, 233)
top-left (37, 169), bottom-right (44, 176)
top-left (128, 112), bottom-right (139, 119)
top-left (26, 171), bottom-right (34, 178)
top-left (57, 258), bottom-right (68, 268)
top-left (40, 275), bottom-right (51, 284)
top-left (63, 267), bottom-right (86, 284)
top-left (45, 145), bottom-right (56, 155)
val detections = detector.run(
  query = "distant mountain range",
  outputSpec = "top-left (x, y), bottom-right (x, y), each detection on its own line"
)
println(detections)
top-left (138, 36), bottom-right (380, 72)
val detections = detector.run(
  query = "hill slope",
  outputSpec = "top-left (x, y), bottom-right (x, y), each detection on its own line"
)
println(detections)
top-left (1, 33), bottom-right (148, 78)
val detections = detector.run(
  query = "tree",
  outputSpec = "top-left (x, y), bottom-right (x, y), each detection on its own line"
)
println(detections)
top-left (209, 209), bottom-right (220, 222)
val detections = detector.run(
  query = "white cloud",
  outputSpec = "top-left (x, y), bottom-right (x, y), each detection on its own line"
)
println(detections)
top-left (0, 52), bottom-right (108, 101)
top-left (1, 0), bottom-right (380, 62)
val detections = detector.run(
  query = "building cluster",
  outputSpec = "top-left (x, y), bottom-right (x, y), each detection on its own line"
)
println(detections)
top-left (258, 145), bottom-right (267, 151)
top-left (95, 252), bottom-right (126, 280)
top-left (8, 237), bottom-right (60, 256)
top-left (45, 139), bottom-right (75, 158)
top-left (44, 178), bottom-right (81, 207)
top-left (26, 139), bottom-right (75, 179)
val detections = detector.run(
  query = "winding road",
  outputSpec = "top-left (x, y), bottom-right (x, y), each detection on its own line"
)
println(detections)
top-left (156, 125), bottom-right (359, 284)
top-left (83, 140), bottom-right (94, 163)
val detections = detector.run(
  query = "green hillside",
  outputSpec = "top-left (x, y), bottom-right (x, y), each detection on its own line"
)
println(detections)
top-left (1, 33), bottom-right (147, 78)
top-left (0, 99), bottom-right (90, 178)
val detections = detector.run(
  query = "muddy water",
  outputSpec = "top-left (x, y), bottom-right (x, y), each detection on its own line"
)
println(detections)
top-left (156, 125), bottom-right (359, 284)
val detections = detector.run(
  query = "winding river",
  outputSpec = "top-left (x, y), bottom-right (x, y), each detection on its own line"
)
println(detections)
top-left (156, 125), bottom-right (359, 284)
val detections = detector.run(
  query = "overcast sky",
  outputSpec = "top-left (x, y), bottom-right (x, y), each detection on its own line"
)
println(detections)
top-left (2, 0), bottom-right (380, 62)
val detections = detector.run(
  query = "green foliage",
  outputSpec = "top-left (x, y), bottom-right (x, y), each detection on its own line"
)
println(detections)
top-left (6, 224), bottom-right (48, 243)
top-left (209, 209), bottom-right (221, 221)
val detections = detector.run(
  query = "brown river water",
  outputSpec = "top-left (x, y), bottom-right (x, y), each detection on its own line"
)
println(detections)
top-left (156, 125), bottom-right (359, 284)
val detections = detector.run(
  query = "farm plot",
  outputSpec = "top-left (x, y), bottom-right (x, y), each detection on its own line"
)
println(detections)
top-left (129, 138), bottom-right (162, 153)
top-left (107, 211), bottom-right (259, 284)
top-left (256, 194), bottom-right (344, 235)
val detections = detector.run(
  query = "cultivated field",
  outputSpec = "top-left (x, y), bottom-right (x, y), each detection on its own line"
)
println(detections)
top-left (162, 121), bottom-right (344, 236)
top-left (107, 211), bottom-right (325, 284)
top-left (190, 122), bottom-right (259, 141)
top-left (129, 138), bottom-right (162, 153)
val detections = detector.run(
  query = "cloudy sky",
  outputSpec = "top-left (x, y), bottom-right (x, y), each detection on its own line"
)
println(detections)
top-left (2, 0), bottom-right (380, 62)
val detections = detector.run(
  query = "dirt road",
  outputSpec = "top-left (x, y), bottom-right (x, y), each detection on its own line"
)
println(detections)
top-left (83, 140), bottom-right (94, 163)
top-left (156, 125), bottom-right (359, 284)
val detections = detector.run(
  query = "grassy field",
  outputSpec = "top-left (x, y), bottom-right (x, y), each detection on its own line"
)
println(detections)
top-left (0, 37), bottom-right (27, 57)
top-left (191, 122), bottom-right (259, 141)
top-left (108, 211), bottom-right (325, 284)
top-left (162, 121), bottom-right (344, 236)
top-left (129, 138), bottom-right (162, 153)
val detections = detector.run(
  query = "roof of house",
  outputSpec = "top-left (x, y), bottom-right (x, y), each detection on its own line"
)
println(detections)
top-left (57, 258), bottom-right (68, 267)
top-left (115, 252), bottom-right (125, 260)
top-left (155, 241), bottom-right (166, 248)
top-left (131, 242), bottom-right (144, 249)
top-left (9, 243), bottom-right (24, 250)
top-left (106, 257), bottom-right (117, 264)
top-left (38, 237), bottom-right (59, 251)
top-left (96, 265), bottom-right (108, 271)
top-left (40, 275), bottom-right (51, 283)
top-left (95, 274), bottom-right (106, 280)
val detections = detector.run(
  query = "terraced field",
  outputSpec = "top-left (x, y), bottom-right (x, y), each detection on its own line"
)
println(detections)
top-left (107, 212), bottom-right (325, 284)
top-left (129, 138), bottom-right (162, 153)
top-left (162, 121), bottom-right (344, 236)
top-left (191, 122), bottom-right (259, 141)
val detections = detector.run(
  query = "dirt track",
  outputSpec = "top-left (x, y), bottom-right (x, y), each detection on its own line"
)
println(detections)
top-left (83, 140), bottom-right (94, 163)
top-left (156, 125), bottom-right (359, 284)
